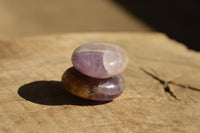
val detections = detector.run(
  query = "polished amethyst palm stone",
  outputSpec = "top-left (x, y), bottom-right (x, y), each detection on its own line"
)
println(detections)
top-left (62, 67), bottom-right (125, 101)
top-left (71, 42), bottom-right (129, 79)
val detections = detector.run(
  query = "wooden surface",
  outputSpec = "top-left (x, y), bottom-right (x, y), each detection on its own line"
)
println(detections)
top-left (0, 32), bottom-right (200, 132)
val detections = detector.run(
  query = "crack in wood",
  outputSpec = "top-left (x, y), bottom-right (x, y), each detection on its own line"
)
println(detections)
top-left (163, 82), bottom-right (178, 99)
top-left (139, 66), bottom-right (178, 99)
top-left (168, 81), bottom-right (200, 92)
top-left (139, 66), bottom-right (200, 100)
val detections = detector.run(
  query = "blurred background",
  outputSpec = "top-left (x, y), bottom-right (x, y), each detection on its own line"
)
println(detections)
top-left (0, 0), bottom-right (199, 50)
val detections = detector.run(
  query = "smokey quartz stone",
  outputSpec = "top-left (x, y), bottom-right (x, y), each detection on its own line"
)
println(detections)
top-left (71, 42), bottom-right (129, 79)
top-left (62, 67), bottom-right (125, 101)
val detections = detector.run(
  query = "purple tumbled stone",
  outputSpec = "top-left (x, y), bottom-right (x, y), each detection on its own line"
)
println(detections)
top-left (62, 67), bottom-right (125, 101)
top-left (71, 42), bottom-right (129, 79)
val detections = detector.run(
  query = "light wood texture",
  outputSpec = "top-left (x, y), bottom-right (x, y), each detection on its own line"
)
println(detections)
top-left (0, 32), bottom-right (200, 133)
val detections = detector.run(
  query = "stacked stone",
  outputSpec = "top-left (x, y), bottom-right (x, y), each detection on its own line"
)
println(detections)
top-left (62, 42), bottom-right (129, 101)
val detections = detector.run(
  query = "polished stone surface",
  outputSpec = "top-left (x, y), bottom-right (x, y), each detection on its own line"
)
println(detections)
top-left (71, 42), bottom-right (129, 79)
top-left (62, 67), bottom-right (125, 101)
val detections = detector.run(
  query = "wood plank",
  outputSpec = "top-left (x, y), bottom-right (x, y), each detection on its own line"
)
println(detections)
top-left (0, 32), bottom-right (199, 132)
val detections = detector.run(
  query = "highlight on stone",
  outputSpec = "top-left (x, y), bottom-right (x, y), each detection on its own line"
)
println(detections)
top-left (62, 42), bottom-right (129, 101)
top-left (71, 42), bottom-right (129, 79)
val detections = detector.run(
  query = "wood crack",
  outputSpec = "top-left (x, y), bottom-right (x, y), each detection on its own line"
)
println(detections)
top-left (139, 66), bottom-right (200, 100)
top-left (168, 81), bottom-right (200, 92)
top-left (139, 66), bottom-right (178, 99)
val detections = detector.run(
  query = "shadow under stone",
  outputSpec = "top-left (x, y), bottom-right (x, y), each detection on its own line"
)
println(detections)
top-left (18, 81), bottom-right (110, 106)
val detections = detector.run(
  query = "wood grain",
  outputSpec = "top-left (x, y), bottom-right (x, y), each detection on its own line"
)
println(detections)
top-left (0, 32), bottom-right (200, 133)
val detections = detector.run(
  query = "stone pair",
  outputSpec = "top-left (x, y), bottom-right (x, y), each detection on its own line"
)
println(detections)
top-left (62, 42), bottom-right (129, 101)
